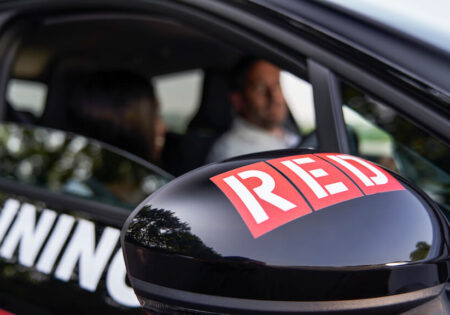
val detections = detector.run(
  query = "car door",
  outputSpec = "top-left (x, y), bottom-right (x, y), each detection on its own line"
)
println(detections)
top-left (0, 0), bottom-right (447, 312)
top-left (0, 122), bottom-right (172, 314)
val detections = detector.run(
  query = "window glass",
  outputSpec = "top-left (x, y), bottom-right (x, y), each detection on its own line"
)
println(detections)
top-left (5, 16), bottom-right (315, 176)
top-left (281, 71), bottom-right (315, 135)
top-left (202, 67), bottom-right (316, 165)
top-left (0, 123), bottom-right (172, 209)
top-left (341, 82), bottom-right (450, 217)
top-left (153, 69), bottom-right (204, 134)
top-left (6, 79), bottom-right (47, 117)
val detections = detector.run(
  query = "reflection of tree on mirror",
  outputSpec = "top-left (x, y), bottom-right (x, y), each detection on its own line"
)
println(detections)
top-left (127, 206), bottom-right (220, 260)
top-left (410, 241), bottom-right (430, 261)
top-left (0, 123), bottom-right (169, 208)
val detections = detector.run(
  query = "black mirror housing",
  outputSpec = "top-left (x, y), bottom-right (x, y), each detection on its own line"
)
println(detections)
top-left (121, 149), bottom-right (449, 314)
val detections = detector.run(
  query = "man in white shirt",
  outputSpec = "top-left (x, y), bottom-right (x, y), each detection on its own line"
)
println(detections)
top-left (207, 59), bottom-right (300, 162)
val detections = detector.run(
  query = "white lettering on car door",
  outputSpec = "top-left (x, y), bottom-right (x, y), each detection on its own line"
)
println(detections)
top-left (0, 203), bottom-right (57, 267)
top-left (106, 249), bottom-right (140, 307)
top-left (36, 214), bottom-right (75, 274)
top-left (0, 199), bottom-right (138, 307)
top-left (0, 199), bottom-right (19, 243)
top-left (55, 219), bottom-right (120, 292)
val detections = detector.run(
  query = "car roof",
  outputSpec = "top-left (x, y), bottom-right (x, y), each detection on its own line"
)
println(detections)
top-left (326, 0), bottom-right (450, 53)
top-left (253, 0), bottom-right (450, 53)
top-left (11, 14), bottom-right (242, 80)
top-left (248, 0), bottom-right (450, 95)
top-left (327, 0), bottom-right (450, 52)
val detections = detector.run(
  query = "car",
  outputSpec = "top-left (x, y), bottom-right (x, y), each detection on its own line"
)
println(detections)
top-left (0, 0), bottom-right (448, 314)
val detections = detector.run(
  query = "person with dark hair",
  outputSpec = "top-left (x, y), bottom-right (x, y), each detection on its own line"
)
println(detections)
top-left (68, 70), bottom-right (166, 162)
top-left (207, 59), bottom-right (300, 162)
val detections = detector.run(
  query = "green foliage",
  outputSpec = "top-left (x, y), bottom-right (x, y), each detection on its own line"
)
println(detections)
top-left (410, 241), bottom-right (431, 261)
top-left (127, 205), bottom-right (220, 260)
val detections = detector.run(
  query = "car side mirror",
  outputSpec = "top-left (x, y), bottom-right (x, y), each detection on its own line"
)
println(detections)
top-left (121, 149), bottom-right (449, 314)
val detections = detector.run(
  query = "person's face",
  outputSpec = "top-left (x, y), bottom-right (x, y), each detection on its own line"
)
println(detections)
top-left (241, 60), bottom-right (287, 130)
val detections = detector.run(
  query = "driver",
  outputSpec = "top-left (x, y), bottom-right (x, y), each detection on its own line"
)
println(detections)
top-left (207, 58), bottom-right (300, 162)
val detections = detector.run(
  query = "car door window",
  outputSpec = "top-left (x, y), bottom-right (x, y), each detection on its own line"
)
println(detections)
top-left (281, 71), bottom-right (315, 135)
top-left (6, 79), bottom-right (47, 118)
top-left (153, 69), bottom-right (204, 134)
top-left (340, 82), bottom-right (450, 218)
top-left (0, 123), bottom-right (172, 209)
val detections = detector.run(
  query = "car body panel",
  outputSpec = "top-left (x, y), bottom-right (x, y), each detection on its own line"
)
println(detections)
top-left (0, 0), bottom-right (446, 313)
top-left (0, 123), bottom-right (172, 313)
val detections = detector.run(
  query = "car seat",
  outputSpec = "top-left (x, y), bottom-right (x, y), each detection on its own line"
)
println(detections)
top-left (162, 69), bottom-right (233, 175)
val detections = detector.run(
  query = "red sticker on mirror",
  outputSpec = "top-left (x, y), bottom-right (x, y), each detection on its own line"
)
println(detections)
top-left (211, 154), bottom-right (403, 238)
top-left (267, 154), bottom-right (363, 210)
top-left (210, 162), bottom-right (312, 238)
top-left (318, 154), bottom-right (405, 195)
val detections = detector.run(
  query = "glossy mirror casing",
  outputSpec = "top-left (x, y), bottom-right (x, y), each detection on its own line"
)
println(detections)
top-left (121, 149), bottom-right (449, 314)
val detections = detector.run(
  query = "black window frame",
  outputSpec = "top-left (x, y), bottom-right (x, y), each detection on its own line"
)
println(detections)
top-left (0, 0), bottom-right (447, 160)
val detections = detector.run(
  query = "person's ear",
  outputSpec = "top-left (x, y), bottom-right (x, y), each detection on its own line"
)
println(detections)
top-left (230, 91), bottom-right (244, 113)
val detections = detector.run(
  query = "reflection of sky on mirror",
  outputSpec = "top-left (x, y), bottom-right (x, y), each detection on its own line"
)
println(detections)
top-left (326, 0), bottom-right (450, 52)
